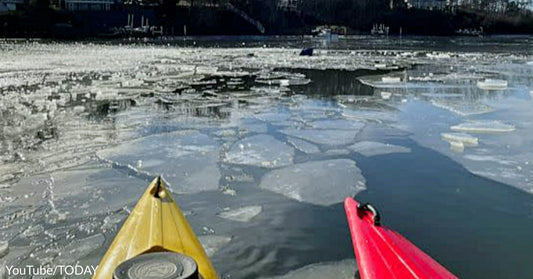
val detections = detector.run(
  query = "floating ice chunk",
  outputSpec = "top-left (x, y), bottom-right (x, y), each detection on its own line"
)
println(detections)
top-left (281, 129), bottom-right (358, 146)
top-left (266, 259), bottom-right (356, 279)
top-left (430, 99), bottom-right (494, 116)
top-left (259, 159), bottom-right (366, 206)
top-left (310, 119), bottom-right (365, 131)
top-left (0, 241), bottom-right (8, 258)
top-left (73, 106), bottom-right (85, 114)
top-left (441, 133), bottom-right (478, 146)
top-left (254, 112), bottom-right (290, 123)
top-left (324, 149), bottom-right (351, 156)
top-left (224, 135), bottom-right (294, 168)
top-left (287, 137), bottom-right (320, 154)
top-left (101, 214), bottom-right (125, 231)
top-left (221, 185), bottom-right (237, 196)
top-left (466, 155), bottom-right (516, 165)
top-left (198, 235), bottom-right (232, 257)
top-left (238, 123), bottom-right (268, 134)
top-left (476, 79), bottom-right (508, 90)
top-left (97, 130), bottom-right (220, 193)
top-left (381, 76), bottom-right (401, 83)
top-left (213, 129), bottom-right (237, 137)
top-left (225, 173), bottom-right (254, 183)
top-left (449, 141), bottom-right (465, 152)
top-left (23, 224), bottom-right (44, 237)
top-left (217, 206), bottom-right (262, 222)
top-left (450, 121), bottom-right (515, 133)
top-left (342, 109), bottom-right (397, 123)
top-left (426, 52), bottom-right (451, 59)
top-left (380, 91), bottom-right (392, 100)
top-left (348, 141), bottom-right (411, 157)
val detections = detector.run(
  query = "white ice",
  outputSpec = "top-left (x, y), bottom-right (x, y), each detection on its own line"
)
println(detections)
top-left (287, 137), bottom-right (320, 154)
top-left (198, 235), bottom-right (232, 257)
top-left (259, 159), bottom-right (366, 206)
top-left (217, 206), bottom-right (262, 222)
top-left (441, 133), bottom-right (479, 146)
top-left (55, 234), bottom-right (105, 264)
top-left (97, 130), bottom-right (220, 193)
top-left (348, 141), bottom-right (411, 157)
top-left (451, 121), bottom-right (515, 133)
top-left (224, 135), bottom-right (294, 168)
top-left (310, 119), bottom-right (365, 131)
top-left (281, 129), bottom-right (359, 146)
top-left (430, 99), bottom-right (494, 116)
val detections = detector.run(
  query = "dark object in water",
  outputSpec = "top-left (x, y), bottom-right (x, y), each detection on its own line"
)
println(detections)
top-left (300, 48), bottom-right (313, 56)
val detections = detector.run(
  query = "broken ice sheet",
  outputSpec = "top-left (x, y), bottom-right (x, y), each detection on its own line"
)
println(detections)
top-left (259, 159), bottom-right (366, 206)
top-left (97, 130), bottom-right (220, 193)
top-left (310, 119), bottom-right (365, 131)
top-left (348, 141), bottom-right (411, 157)
top-left (217, 206), bottom-right (262, 222)
top-left (450, 120), bottom-right (515, 133)
top-left (430, 99), bottom-right (494, 116)
top-left (287, 137), bottom-right (320, 154)
top-left (281, 129), bottom-right (359, 146)
top-left (54, 233), bottom-right (105, 264)
top-left (198, 235), bottom-right (232, 257)
top-left (441, 132), bottom-right (478, 146)
top-left (224, 135), bottom-right (294, 168)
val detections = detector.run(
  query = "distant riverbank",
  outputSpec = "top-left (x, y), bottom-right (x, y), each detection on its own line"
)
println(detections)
top-left (1, 5), bottom-right (533, 39)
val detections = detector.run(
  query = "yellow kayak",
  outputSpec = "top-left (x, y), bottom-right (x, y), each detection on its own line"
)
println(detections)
top-left (92, 176), bottom-right (219, 279)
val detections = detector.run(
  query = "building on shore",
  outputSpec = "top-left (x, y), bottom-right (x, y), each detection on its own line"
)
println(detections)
top-left (49, 0), bottom-right (116, 10)
top-left (407, 0), bottom-right (533, 11)
top-left (0, 0), bottom-right (24, 12)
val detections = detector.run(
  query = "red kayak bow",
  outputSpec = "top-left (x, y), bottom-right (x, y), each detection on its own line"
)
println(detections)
top-left (344, 197), bottom-right (458, 279)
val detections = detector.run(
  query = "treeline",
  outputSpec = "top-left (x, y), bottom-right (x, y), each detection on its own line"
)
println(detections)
top-left (1, 0), bottom-right (533, 37)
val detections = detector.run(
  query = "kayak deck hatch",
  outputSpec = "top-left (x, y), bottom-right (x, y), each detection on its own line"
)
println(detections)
top-left (92, 177), bottom-right (218, 279)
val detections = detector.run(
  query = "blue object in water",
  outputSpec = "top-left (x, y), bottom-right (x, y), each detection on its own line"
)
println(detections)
top-left (300, 48), bottom-right (313, 56)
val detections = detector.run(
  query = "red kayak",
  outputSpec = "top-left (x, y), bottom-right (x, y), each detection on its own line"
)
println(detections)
top-left (344, 197), bottom-right (458, 279)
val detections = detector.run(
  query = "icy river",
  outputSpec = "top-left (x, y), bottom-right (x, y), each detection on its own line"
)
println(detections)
top-left (1, 36), bottom-right (533, 279)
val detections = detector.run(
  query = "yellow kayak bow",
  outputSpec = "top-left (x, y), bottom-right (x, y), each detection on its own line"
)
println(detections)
top-left (92, 177), bottom-right (219, 279)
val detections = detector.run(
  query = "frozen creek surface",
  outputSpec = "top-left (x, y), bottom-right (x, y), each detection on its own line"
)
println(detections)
top-left (1, 36), bottom-right (533, 279)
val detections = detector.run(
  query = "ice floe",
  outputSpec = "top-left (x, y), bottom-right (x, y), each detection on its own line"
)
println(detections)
top-left (217, 206), bottom-right (262, 222)
top-left (287, 137), bottom-right (320, 154)
top-left (224, 135), bottom-right (294, 168)
top-left (441, 133), bottom-right (479, 146)
top-left (348, 141), bottom-right (411, 157)
top-left (476, 79), bottom-right (508, 90)
top-left (198, 235), bottom-right (232, 257)
top-left (451, 121), bottom-right (515, 133)
top-left (259, 159), bottom-right (366, 206)
top-left (54, 234), bottom-right (105, 264)
top-left (97, 130), bottom-right (220, 193)
top-left (281, 129), bottom-right (359, 146)
top-left (430, 99), bottom-right (494, 116)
